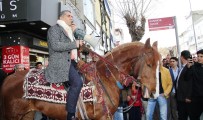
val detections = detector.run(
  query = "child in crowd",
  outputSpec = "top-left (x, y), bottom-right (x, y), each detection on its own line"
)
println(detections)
top-left (127, 81), bottom-right (142, 120)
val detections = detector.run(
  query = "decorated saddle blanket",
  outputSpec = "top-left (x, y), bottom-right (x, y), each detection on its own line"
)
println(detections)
top-left (23, 68), bottom-right (96, 104)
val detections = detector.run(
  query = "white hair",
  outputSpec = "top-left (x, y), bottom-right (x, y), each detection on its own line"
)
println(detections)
top-left (14, 64), bottom-right (25, 70)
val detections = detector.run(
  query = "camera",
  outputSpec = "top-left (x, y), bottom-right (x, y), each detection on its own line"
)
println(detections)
top-left (188, 55), bottom-right (193, 63)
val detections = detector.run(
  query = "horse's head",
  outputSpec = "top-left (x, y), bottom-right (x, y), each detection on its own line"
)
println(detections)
top-left (99, 38), bottom-right (160, 93)
top-left (133, 38), bottom-right (160, 93)
top-left (79, 38), bottom-right (160, 95)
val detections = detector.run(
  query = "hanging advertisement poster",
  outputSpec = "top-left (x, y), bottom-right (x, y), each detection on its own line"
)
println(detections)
top-left (21, 46), bottom-right (30, 69)
top-left (2, 45), bottom-right (30, 73)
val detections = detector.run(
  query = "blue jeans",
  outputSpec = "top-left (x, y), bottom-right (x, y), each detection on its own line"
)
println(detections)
top-left (146, 95), bottom-right (167, 120)
top-left (113, 107), bottom-right (124, 120)
top-left (66, 63), bottom-right (83, 113)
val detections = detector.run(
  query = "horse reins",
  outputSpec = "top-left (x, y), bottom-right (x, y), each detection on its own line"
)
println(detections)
top-left (80, 46), bottom-right (154, 115)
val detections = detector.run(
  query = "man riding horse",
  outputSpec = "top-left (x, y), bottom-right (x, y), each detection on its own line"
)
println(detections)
top-left (45, 9), bottom-right (98, 119)
top-left (45, 10), bottom-right (88, 120)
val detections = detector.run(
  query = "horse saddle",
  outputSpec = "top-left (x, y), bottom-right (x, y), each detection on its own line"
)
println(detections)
top-left (23, 68), bottom-right (96, 104)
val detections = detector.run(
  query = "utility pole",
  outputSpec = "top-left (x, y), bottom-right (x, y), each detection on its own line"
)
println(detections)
top-left (174, 16), bottom-right (181, 66)
top-left (188, 0), bottom-right (198, 51)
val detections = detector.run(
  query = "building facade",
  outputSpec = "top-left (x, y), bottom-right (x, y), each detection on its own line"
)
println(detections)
top-left (179, 10), bottom-right (203, 54)
top-left (0, 0), bottom-right (111, 73)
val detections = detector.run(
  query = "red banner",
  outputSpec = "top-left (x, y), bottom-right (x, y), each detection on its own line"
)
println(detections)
top-left (2, 46), bottom-right (30, 73)
top-left (148, 17), bottom-right (175, 31)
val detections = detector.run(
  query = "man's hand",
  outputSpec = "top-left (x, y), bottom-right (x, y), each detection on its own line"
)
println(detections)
top-left (131, 95), bottom-right (137, 100)
top-left (161, 93), bottom-right (166, 98)
top-left (127, 96), bottom-right (131, 101)
top-left (79, 40), bottom-right (84, 46)
top-left (71, 23), bottom-right (77, 32)
top-left (76, 40), bottom-right (84, 48)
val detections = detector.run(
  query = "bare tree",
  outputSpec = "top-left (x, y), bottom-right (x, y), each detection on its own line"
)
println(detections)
top-left (114, 0), bottom-right (152, 41)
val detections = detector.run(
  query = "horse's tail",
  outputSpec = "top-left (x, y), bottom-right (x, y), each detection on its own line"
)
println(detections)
top-left (0, 89), bottom-right (4, 120)
top-left (0, 70), bottom-right (7, 87)
top-left (0, 72), bottom-right (7, 120)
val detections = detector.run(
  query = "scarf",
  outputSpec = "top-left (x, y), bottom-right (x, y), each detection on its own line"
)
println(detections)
top-left (57, 20), bottom-right (74, 41)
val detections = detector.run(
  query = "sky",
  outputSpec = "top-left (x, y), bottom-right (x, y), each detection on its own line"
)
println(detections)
top-left (112, 0), bottom-right (203, 48)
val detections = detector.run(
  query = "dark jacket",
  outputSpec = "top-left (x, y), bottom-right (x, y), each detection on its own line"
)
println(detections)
top-left (190, 63), bottom-right (203, 98)
top-left (175, 66), bottom-right (193, 102)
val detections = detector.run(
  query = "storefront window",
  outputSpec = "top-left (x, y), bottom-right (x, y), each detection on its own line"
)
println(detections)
top-left (30, 52), bottom-right (48, 69)
top-left (83, 0), bottom-right (94, 25)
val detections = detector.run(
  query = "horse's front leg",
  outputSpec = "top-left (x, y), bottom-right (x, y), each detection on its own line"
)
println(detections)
top-left (32, 100), bottom-right (67, 120)
top-left (98, 115), bottom-right (113, 120)
top-left (21, 111), bottom-right (35, 120)
top-left (11, 99), bottom-right (33, 120)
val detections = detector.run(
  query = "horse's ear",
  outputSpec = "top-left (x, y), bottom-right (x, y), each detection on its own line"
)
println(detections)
top-left (144, 38), bottom-right (151, 48)
top-left (152, 41), bottom-right (158, 50)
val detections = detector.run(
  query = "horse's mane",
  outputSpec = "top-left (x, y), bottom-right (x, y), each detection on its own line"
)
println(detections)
top-left (104, 42), bottom-right (144, 57)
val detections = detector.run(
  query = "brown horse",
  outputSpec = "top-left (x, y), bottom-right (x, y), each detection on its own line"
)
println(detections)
top-left (0, 38), bottom-right (160, 120)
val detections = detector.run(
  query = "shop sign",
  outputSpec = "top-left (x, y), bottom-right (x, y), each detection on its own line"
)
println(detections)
top-left (0, 0), bottom-right (27, 21)
top-left (148, 17), bottom-right (175, 31)
top-left (2, 45), bottom-right (29, 73)
top-left (33, 38), bottom-right (48, 48)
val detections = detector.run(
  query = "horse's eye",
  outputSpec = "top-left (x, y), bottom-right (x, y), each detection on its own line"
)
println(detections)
top-left (147, 64), bottom-right (152, 68)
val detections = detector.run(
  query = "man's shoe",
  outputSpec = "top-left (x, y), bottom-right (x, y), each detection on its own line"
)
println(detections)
top-left (67, 112), bottom-right (76, 120)
top-left (67, 116), bottom-right (78, 120)
top-left (71, 117), bottom-right (78, 120)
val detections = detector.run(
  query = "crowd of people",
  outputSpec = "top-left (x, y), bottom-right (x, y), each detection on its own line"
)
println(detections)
top-left (114, 49), bottom-right (203, 120)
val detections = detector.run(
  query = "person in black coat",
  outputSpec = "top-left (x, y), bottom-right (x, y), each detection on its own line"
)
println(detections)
top-left (175, 50), bottom-right (193, 120)
top-left (187, 49), bottom-right (203, 120)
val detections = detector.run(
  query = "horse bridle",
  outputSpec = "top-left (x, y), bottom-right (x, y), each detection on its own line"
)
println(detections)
top-left (132, 52), bottom-right (150, 83)
top-left (79, 46), bottom-right (155, 116)
top-left (109, 49), bottom-right (154, 87)
top-left (84, 46), bottom-right (154, 88)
